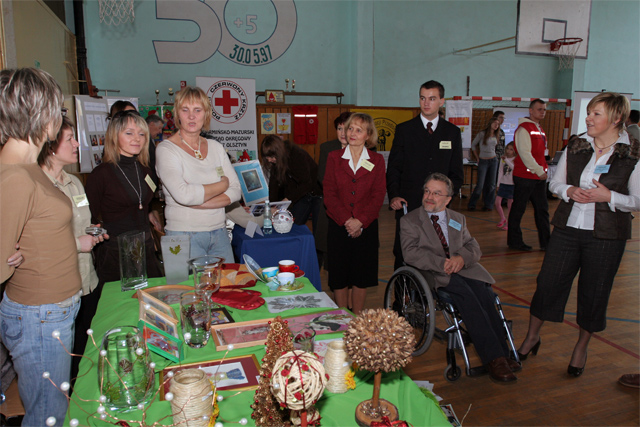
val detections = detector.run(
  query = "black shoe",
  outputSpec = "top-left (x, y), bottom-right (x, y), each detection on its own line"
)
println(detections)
top-left (482, 207), bottom-right (492, 211)
top-left (468, 206), bottom-right (476, 211)
top-left (568, 354), bottom-right (587, 377)
top-left (509, 243), bottom-right (533, 251)
top-left (517, 339), bottom-right (541, 361)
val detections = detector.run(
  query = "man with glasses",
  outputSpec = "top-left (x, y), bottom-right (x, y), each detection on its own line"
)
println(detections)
top-left (400, 173), bottom-right (520, 383)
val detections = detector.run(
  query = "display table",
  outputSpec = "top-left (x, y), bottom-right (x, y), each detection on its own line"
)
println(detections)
top-left (66, 276), bottom-right (449, 426)
top-left (231, 224), bottom-right (321, 291)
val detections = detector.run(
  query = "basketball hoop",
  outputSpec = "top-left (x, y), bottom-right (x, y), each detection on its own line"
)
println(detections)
top-left (99, 0), bottom-right (134, 26)
top-left (550, 37), bottom-right (583, 71)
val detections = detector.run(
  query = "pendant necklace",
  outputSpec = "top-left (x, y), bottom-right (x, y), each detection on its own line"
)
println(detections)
top-left (180, 132), bottom-right (203, 160)
top-left (595, 140), bottom-right (617, 154)
top-left (115, 161), bottom-right (144, 210)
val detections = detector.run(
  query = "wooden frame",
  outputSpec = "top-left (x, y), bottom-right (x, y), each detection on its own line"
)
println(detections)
top-left (211, 306), bottom-right (235, 325)
top-left (137, 289), bottom-right (179, 321)
top-left (138, 320), bottom-right (182, 363)
top-left (139, 302), bottom-right (180, 340)
top-left (210, 318), bottom-right (273, 351)
top-left (283, 308), bottom-right (355, 335)
top-left (265, 89), bottom-right (285, 104)
top-left (159, 354), bottom-right (261, 399)
top-left (132, 285), bottom-right (192, 305)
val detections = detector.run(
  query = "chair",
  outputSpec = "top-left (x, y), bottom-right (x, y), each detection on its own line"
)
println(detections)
top-left (383, 265), bottom-right (520, 381)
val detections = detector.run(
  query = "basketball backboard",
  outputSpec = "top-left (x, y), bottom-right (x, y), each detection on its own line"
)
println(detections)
top-left (516, 0), bottom-right (591, 59)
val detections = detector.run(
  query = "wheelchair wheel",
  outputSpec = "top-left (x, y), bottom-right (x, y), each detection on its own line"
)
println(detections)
top-left (384, 266), bottom-right (436, 356)
top-left (444, 365), bottom-right (462, 382)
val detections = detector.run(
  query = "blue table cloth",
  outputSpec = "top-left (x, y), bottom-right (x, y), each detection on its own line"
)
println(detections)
top-left (231, 224), bottom-right (321, 291)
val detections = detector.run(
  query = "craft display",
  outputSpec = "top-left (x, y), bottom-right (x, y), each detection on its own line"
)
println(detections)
top-left (283, 309), bottom-right (354, 336)
top-left (323, 340), bottom-right (352, 394)
top-left (138, 320), bottom-right (183, 363)
top-left (291, 327), bottom-right (316, 353)
top-left (270, 350), bottom-right (328, 426)
top-left (211, 318), bottom-right (274, 351)
top-left (211, 306), bottom-right (235, 325)
top-left (137, 289), bottom-right (178, 321)
top-left (343, 309), bottom-right (415, 426)
top-left (265, 292), bottom-right (337, 313)
top-left (272, 208), bottom-right (294, 233)
top-left (251, 316), bottom-right (294, 427)
top-left (168, 368), bottom-right (217, 427)
top-left (132, 284), bottom-right (192, 304)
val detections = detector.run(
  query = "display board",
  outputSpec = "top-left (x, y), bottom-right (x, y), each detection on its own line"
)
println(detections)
top-left (493, 107), bottom-right (530, 145)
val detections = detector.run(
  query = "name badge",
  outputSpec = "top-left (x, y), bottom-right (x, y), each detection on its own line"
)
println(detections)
top-left (594, 164), bottom-right (610, 174)
top-left (216, 166), bottom-right (225, 177)
top-left (361, 159), bottom-right (374, 171)
top-left (145, 175), bottom-right (157, 192)
top-left (72, 194), bottom-right (89, 207)
top-left (448, 218), bottom-right (462, 231)
top-left (440, 141), bottom-right (452, 149)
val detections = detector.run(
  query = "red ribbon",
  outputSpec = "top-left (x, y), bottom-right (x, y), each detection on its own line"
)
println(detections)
top-left (371, 416), bottom-right (410, 427)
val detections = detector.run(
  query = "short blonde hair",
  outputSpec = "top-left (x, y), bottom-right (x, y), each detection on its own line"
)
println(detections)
top-left (174, 86), bottom-right (213, 131)
top-left (344, 113), bottom-right (377, 149)
top-left (587, 92), bottom-right (630, 132)
top-left (103, 111), bottom-right (150, 167)
top-left (0, 68), bottom-right (63, 146)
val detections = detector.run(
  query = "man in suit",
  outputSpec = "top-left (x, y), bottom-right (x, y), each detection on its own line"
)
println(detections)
top-left (401, 173), bottom-right (519, 383)
top-left (625, 109), bottom-right (639, 142)
top-left (387, 80), bottom-right (464, 269)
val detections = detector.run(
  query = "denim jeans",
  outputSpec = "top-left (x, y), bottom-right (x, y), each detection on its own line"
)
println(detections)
top-left (468, 157), bottom-right (498, 210)
top-left (165, 228), bottom-right (234, 263)
top-left (0, 291), bottom-right (81, 427)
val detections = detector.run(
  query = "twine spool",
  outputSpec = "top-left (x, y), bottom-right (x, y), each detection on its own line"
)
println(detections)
top-left (271, 350), bottom-right (327, 411)
top-left (323, 340), bottom-right (351, 394)
top-left (169, 368), bottom-right (214, 427)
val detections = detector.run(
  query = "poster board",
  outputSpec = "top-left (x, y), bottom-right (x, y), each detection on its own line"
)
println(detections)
top-left (445, 101), bottom-right (473, 148)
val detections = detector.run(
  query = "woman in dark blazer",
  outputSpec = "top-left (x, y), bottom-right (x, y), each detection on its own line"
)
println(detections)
top-left (323, 113), bottom-right (386, 314)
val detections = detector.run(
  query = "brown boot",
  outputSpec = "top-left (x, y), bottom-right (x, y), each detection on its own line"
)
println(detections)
top-left (488, 357), bottom-right (517, 383)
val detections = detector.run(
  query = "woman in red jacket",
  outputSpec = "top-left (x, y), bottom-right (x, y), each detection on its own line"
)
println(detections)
top-left (323, 113), bottom-right (386, 314)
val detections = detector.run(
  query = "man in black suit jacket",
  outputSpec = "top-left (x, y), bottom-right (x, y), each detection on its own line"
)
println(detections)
top-left (387, 80), bottom-right (464, 269)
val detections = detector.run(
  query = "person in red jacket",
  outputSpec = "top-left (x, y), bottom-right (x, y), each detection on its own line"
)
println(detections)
top-left (507, 99), bottom-right (551, 251)
top-left (323, 113), bottom-right (386, 314)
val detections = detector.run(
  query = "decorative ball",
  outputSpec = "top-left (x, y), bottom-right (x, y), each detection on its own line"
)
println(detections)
top-left (42, 372), bottom-right (50, 379)
top-left (136, 347), bottom-right (144, 356)
top-left (100, 413), bottom-right (107, 420)
top-left (97, 405), bottom-right (106, 414)
top-left (145, 303), bottom-right (151, 310)
top-left (184, 332), bottom-right (191, 340)
top-left (149, 362), bottom-right (156, 369)
top-left (343, 309), bottom-right (415, 373)
top-left (167, 371), bottom-right (174, 378)
top-left (86, 329), bottom-right (93, 336)
top-left (270, 350), bottom-right (327, 411)
top-left (227, 344), bottom-right (234, 351)
top-left (99, 395), bottom-right (107, 403)
top-left (70, 419), bottom-right (79, 427)
top-left (60, 382), bottom-right (70, 391)
top-left (100, 349), bottom-right (107, 357)
top-left (164, 392), bottom-right (174, 401)
top-left (216, 395), bottom-right (224, 402)
top-left (137, 403), bottom-right (144, 410)
top-left (214, 422), bottom-right (223, 427)
top-left (51, 330), bottom-right (60, 339)
top-left (46, 416), bottom-right (56, 426)
top-left (239, 418), bottom-right (248, 425)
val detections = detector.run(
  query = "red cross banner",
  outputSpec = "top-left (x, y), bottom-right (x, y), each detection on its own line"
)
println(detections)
top-left (196, 77), bottom-right (258, 162)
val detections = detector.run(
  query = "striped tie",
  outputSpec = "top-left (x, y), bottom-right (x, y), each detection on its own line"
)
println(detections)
top-left (427, 122), bottom-right (434, 134)
top-left (431, 215), bottom-right (450, 258)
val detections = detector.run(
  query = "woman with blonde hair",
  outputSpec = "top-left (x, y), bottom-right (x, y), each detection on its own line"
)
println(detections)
top-left (156, 86), bottom-right (241, 260)
top-left (0, 67), bottom-right (81, 426)
top-left (323, 113), bottom-right (386, 313)
top-left (86, 110), bottom-right (163, 284)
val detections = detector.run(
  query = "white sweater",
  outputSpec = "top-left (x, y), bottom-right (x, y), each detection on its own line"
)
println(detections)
top-left (156, 139), bottom-right (241, 232)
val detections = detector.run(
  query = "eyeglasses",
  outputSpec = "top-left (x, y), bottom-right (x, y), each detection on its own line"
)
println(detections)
top-left (61, 107), bottom-right (68, 117)
top-left (424, 189), bottom-right (450, 198)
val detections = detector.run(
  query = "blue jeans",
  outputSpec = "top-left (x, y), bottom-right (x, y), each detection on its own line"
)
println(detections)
top-left (468, 157), bottom-right (498, 210)
top-left (0, 291), bottom-right (81, 427)
top-left (165, 228), bottom-right (234, 263)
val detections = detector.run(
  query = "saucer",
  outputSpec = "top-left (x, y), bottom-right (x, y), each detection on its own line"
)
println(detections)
top-left (266, 266), bottom-right (305, 279)
top-left (269, 279), bottom-right (304, 292)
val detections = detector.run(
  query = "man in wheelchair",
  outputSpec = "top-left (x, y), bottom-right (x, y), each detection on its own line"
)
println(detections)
top-left (400, 173), bottom-right (520, 383)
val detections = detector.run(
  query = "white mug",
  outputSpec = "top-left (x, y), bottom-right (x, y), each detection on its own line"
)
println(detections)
top-left (277, 272), bottom-right (295, 286)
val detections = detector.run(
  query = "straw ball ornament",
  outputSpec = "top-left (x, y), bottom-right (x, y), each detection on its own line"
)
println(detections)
top-left (343, 309), bottom-right (415, 373)
top-left (270, 350), bottom-right (328, 411)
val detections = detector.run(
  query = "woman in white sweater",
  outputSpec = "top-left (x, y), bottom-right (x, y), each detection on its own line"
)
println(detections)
top-left (156, 87), bottom-right (241, 261)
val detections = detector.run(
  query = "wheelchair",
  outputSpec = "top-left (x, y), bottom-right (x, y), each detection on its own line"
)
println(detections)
top-left (383, 266), bottom-right (520, 381)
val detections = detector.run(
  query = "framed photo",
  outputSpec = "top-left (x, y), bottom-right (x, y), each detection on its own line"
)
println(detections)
top-left (132, 285), bottom-right (191, 305)
top-left (284, 308), bottom-right (355, 336)
top-left (232, 161), bottom-right (269, 205)
top-left (249, 200), bottom-right (291, 216)
top-left (211, 318), bottom-right (273, 351)
top-left (137, 289), bottom-right (178, 321)
top-left (159, 354), bottom-right (261, 399)
top-left (211, 307), bottom-right (234, 325)
top-left (139, 303), bottom-right (180, 339)
top-left (265, 90), bottom-right (285, 104)
top-left (138, 320), bottom-right (182, 363)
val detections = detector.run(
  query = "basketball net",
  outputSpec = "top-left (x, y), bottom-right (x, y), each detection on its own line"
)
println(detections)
top-left (99, 0), bottom-right (134, 26)
top-left (550, 38), bottom-right (582, 71)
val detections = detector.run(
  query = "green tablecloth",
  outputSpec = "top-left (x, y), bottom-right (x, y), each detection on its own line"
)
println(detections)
top-left (67, 277), bottom-right (449, 426)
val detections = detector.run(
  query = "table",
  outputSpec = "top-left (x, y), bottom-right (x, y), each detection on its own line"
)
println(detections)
top-left (231, 224), bottom-right (322, 291)
top-left (67, 277), bottom-right (449, 426)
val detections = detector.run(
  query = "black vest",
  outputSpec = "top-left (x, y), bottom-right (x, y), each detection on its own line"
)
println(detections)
top-left (551, 136), bottom-right (639, 240)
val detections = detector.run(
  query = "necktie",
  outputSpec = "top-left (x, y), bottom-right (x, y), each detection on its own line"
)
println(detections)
top-left (427, 122), bottom-right (434, 134)
top-left (431, 215), bottom-right (450, 258)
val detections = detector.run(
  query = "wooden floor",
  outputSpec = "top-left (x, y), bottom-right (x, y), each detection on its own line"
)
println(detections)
top-left (319, 192), bottom-right (640, 426)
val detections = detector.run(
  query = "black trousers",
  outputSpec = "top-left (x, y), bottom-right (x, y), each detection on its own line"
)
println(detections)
top-left (530, 227), bottom-right (626, 333)
top-left (443, 274), bottom-right (510, 365)
top-left (507, 176), bottom-right (550, 249)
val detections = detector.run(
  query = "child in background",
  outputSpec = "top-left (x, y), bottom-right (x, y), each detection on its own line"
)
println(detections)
top-left (496, 142), bottom-right (516, 230)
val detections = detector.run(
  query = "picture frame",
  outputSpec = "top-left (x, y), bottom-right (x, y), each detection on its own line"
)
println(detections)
top-left (159, 354), bottom-right (261, 399)
top-left (210, 318), bottom-right (273, 351)
top-left (138, 320), bottom-right (182, 363)
top-left (232, 161), bottom-right (269, 205)
top-left (249, 200), bottom-right (291, 216)
top-left (211, 306), bottom-right (235, 325)
top-left (132, 285), bottom-right (192, 305)
top-left (265, 90), bottom-right (285, 104)
top-left (137, 289), bottom-right (179, 321)
top-left (283, 308), bottom-right (355, 336)
top-left (139, 302), bottom-right (180, 339)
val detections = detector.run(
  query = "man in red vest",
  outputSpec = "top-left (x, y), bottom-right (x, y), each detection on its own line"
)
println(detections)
top-left (507, 99), bottom-right (550, 251)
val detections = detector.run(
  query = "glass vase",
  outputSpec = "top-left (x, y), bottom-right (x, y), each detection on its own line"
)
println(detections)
top-left (118, 230), bottom-right (148, 291)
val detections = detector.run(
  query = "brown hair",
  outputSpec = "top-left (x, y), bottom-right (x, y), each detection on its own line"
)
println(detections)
top-left (587, 92), bottom-right (630, 132)
top-left (174, 86), bottom-right (213, 131)
top-left (103, 111), bottom-right (150, 166)
top-left (482, 117), bottom-right (501, 146)
top-left (344, 113), bottom-right (378, 149)
top-left (38, 116), bottom-right (75, 168)
top-left (261, 135), bottom-right (289, 184)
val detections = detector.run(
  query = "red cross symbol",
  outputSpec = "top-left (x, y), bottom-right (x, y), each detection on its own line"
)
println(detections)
top-left (214, 89), bottom-right (239, 115)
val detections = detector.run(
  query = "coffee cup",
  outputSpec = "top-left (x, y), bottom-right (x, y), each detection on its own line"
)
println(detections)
top-left (277, 272), bottom-right (295, 287)
top-left (262, 267), bottom-right (278, 281)
top-left (278, 260), bottom-right (299, 273)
